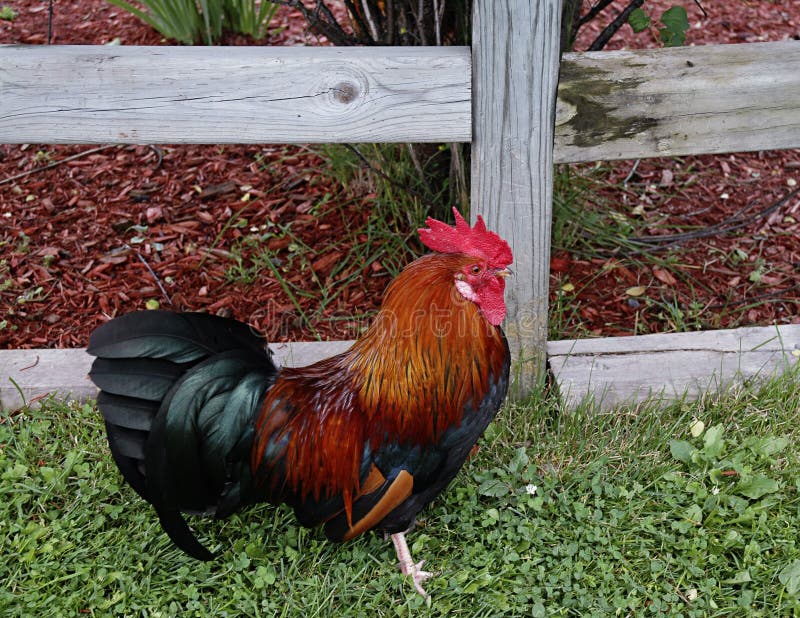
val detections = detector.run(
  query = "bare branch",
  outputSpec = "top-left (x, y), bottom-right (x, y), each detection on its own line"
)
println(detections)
top-left (694, 0), bottom-right (708, 18)
top-left (358, 0), bottom-right (382, 42)
top-left (342, 0), bottom-right (375, 43)
top-left (270, 0), bottom-right (360, 46)
top-left (577, 0), bottom-right (614, 28)
top-left (587, 0), bottom-right (644, 51)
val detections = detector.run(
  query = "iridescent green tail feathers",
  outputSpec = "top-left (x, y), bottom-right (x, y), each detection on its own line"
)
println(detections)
top-left (88, 311), bottom-right (278, 560)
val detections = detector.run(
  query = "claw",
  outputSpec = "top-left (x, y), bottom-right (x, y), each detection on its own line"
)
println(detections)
top-left (391, 531), bottom-right (434, 598)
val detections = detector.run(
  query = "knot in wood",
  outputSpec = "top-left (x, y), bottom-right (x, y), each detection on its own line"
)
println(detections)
top-left (333, 82), bottom-right (359, 104)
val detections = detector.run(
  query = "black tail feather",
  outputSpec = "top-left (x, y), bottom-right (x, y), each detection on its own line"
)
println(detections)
top-left (104, 421), bottom-right (149, 500)
top-left (90, 358), bottom-right (187, 401)
top-left (88, 310), bottom-right (269, 363)
top-left (97, 392), bottom-right (158, 431)
top-left (88, 311), bottom-right (278, 560)
top-left (155, 507), bottom-right (215, 561)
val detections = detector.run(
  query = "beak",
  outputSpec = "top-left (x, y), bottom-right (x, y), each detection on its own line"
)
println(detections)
top-left (496, 268), bottom-right (512, 279)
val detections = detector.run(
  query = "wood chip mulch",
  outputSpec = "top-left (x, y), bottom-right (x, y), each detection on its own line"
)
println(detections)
top-left (1, 0), bottom-right (798, 350)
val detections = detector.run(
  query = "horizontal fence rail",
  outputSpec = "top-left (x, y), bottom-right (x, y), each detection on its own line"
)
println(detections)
top-left (554, 40), bottom-right (800, 163)
top-left (0, 45), bottom-right (472, 144)
top-left (2, 42), bottom-right (799, 162)
top-left (549, 325), bottom-right (800, 410)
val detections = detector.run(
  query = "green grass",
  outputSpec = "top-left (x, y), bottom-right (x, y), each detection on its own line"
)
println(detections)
top-left (3, 369), bottom-right (800, 615)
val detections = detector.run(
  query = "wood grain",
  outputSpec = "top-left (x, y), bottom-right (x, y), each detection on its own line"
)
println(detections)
top-left (0, 45), bottom-right (471, 144)
top-left (547, 325), bottom-right (800, 410)
top-left (555, 41), bottom-right (800, 163)
top-left (471, 0), bottom-right (562, 397)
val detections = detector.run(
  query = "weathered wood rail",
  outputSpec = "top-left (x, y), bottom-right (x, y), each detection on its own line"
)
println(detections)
top-left (1, 0), bottom-right (799, 407)
top-left (5, 40), bottom-right (798, 155)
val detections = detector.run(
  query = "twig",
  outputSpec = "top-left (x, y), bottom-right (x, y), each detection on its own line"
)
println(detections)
top-left (47, 0), bottom-right (54, 44)
top-left (0, 145), bottom-right (117, 186)
top-left (628, 188), bottom-right (799, 247)
top-left (573, 188), bottom-right (800, 259)
top-left (588, 0), bottom-right (645, 51)
top-left (146, 145), bottom-right (164, 169)
top-left (343, 144), bottom-right (433, 208)
top-left (415, 0), bottom-right (427, 45)
top-left (20, 355), bottom-right (40, 371)
top-left (127, 244), bottom-right (173, 305)
top-left (597, 188), bottom-right (800, 257)
top-left (432, 0), bottom-right (442, 46)
top-left (342, 0), bottom-right (373, 42)
top-left (385, 0), bottom-right (395, 44)
top-left (623, 159), bottom-right (640, 185)
top-left (693, 0), bottom-right (708, 19)
top-left (577, 0), bottom-right (616, 28)
top-left (271, 0), bottom-right (360, 45)
top-left (357, 0), bottom-right (381, 42)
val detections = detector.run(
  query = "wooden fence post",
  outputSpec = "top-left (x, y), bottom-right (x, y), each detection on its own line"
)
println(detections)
top-left (471, 0), bottom-right (562, 398)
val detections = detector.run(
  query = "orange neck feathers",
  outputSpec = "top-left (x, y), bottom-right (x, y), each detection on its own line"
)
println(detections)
top-left (346, 253), bottom-right (508, 445)
top-left (253, 253), bottom-right (508, 512)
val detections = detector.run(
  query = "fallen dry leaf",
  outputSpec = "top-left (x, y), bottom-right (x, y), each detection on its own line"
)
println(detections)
top-left (653, 267), bottom-right (678, 286)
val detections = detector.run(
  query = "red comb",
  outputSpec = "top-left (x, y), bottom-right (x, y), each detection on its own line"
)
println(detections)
top-left (419, 208), bottom-right (512, 268)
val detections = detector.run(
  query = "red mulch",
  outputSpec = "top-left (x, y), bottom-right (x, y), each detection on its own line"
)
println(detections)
top-left (564, 0), bottom-right (800, 336)
top-left (1, 0), bottom-right (798, 349)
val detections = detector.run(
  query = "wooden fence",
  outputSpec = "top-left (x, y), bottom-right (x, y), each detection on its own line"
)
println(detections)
top-left (1, 0), bottom-right (799, 409)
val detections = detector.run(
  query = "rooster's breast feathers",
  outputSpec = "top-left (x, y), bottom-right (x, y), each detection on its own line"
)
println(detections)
top-left (250, 253), bottom-right (510, 540)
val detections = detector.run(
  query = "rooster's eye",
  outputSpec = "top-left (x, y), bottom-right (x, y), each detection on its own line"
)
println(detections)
top-left (470, 265), bottom-right (481, 275)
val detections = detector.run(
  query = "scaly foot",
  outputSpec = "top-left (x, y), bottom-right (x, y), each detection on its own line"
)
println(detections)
top-left (391, 531), bottom-right (434, 597)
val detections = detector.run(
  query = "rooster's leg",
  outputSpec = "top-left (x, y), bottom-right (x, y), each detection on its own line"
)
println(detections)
top-left (391, 531), bottom-right (433, 597)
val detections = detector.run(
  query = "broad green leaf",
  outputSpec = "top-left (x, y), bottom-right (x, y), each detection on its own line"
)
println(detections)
top-left (669, 439), bottom-right (694, 463)
top-left (703, 425), bottom-right (725, 459)
top-left (735, 474), bottom-right (779, 500)
top-left (659, 6), bottom-right (689, 47)
top-left (750, 436), bottom-right (789, 458)
top-left (723, 570), bottom-right (752, 585)
top-left (478, 478), bottom-right (509, 498)
top-left (628, 7), bottom-right (651, 33)
top-left (780, 560), bottom-right (800, 596)
top-left (685, 503), bottom-right (703, 525)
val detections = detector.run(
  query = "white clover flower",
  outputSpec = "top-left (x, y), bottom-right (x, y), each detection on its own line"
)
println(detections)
top-left (525, 484), bottom-right (538, 495)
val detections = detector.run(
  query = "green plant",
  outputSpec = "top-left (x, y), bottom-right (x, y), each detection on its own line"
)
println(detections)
top-left (107, 0), bottom-right (203, 44)
top-left (223, 0), bottom-right (279, 39)
top-left (748, 257), bottom-right (768, 284)
top-left (106, 0), bottom-right (278, 45)
top-left (628, 5), bottom-right (690, 47)
top-left (0, 5), bottom-right (17, 21)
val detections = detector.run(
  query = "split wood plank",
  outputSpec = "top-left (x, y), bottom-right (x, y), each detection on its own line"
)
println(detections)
top-left (3, 42), bottom-right (799, 161)
top-left (0, 341), bottom-right (354, 411)
top-left (554, 40), bottom-right (800, 163)
top-left (471, 0), bottom-right (562, 397)
top-left (0, 45), bottom-right (471, 144)
top-left (547, 324), bottom-right (800, 410)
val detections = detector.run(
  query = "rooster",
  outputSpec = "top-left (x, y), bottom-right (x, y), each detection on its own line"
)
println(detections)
top-left (87, 209), bottom-right (512, 596)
